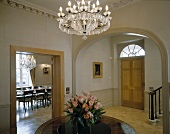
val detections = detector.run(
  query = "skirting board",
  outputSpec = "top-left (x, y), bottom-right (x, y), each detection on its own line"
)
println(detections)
top-left (90, 88), bottom-right (115, 108)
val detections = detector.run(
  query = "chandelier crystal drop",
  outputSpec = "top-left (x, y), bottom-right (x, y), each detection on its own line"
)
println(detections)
top-left (57, 0), bottom-right (112, 40)
top-left (20, 55), bottom-right (36, 71)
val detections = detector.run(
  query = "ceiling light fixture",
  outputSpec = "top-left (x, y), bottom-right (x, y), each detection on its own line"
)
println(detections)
top-left (57, 0), bottom-right (112, 40)
top-left (20, 55), bottom-right (36, 71)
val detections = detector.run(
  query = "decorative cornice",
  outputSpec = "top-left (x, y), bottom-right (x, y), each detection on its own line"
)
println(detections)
top-left (108, 0), bottom-right (141, 10)
top-left (0, 0), bottom-right (140, 19)
top-left (0, 0), bottom-right (58, 19)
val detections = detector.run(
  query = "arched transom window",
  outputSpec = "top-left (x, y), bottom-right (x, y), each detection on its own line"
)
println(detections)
top-left (120, 44), bottom-right (145, 57)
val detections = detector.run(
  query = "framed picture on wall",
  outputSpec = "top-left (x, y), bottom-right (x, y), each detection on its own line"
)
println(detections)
top-left (93, 62), bottom-right (103, 78)
top-left (43, 67), bottom-right (49, 74)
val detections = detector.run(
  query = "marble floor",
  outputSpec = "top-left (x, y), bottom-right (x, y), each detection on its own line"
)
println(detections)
top-left (16, 104), bottom-right (163, 134)
top-left (104, 106), bottom-right (163, 134)
top-left (17, 102), bottom-right (52, 134)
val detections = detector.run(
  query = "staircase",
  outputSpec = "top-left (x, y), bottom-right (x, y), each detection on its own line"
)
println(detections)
top-left (148, 86), bottom-right (163, 123)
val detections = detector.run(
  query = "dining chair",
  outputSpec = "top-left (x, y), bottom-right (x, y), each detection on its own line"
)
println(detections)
top-left (17, 90), bottom-right (34, 112)
top-left (45, 88), bottom-right (52, 107)
top-left (35, 89), bottom-right (46, 109)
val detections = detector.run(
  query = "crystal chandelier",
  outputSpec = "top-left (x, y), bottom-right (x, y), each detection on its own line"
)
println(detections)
top-left (20, 55), bottom-right (36, 70)
top-left (57, 0), bottom-right (112, 40)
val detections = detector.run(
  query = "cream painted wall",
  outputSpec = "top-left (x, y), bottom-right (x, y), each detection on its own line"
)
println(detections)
top-left (35, 55), bottom-right (52, 87)
top-left (35, 64), bottom-right (52, 87)
top-left (145, 38), bottom-right (162, 91)
top-left (0, 4), bottom-right (72, 132)
top-left (76, 38), bottom-right (112, 95)
top-left (144, 38), bottom-right (162, 111)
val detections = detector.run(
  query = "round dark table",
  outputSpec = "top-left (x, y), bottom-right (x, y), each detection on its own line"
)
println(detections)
top-left (35, 116), bottom-right (136, 134)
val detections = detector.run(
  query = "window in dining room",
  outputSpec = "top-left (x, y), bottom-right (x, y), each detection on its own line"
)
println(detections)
top-left (16, 54), bottom-right (32, 87)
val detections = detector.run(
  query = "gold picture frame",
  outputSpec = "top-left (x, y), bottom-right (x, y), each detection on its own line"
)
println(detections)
top-left (43, 67), bottom-right (49, 74)
top-left (93, 62), bottom-right (103, 78)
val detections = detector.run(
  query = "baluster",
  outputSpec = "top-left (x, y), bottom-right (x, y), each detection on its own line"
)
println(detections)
top-left (159, 89), bottom-right (161, 114)
top-left (149, 93), bottom-right (150, 119)
top-left (155, 92), bottom-right (157, 119)
top-left (150, 93), bottom-right (154, 120)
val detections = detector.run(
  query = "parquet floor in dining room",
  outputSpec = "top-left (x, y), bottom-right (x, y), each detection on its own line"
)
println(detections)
top-left (16, 104), bottom-right (163, 134)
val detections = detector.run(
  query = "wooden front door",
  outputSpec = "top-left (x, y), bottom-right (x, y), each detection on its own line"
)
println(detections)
top-left (121, 57), bottom-right (144, 110)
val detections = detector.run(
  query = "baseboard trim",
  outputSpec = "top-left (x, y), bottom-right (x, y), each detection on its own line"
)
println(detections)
top-left (90, 88), bottom-right (114, 108)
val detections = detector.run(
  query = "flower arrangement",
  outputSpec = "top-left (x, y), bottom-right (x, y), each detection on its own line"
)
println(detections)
top-left (64, 91), bottom-right (105, 127)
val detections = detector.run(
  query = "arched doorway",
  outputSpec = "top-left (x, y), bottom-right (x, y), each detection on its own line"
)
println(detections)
top-left (73, 27), bottom-right (169, 134)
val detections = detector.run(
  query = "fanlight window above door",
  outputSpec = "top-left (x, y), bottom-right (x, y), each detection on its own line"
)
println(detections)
top-left (120, 44), bottom-right (145, 57)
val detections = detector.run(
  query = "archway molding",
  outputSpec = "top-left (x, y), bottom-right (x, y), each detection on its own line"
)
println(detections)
top-left (73, 27), bottom-right (169, 134)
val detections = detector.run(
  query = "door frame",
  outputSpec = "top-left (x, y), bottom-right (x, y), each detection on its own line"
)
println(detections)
top-left (10, 45), bottom-right (64, 134)
top-left (120, 57), bottom-right (145, 109)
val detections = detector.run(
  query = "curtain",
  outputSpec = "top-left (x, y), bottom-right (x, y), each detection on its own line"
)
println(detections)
top-left (30, 68), bottom-right (36, 87)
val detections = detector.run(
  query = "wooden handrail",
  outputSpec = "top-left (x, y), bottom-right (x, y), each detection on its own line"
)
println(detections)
top-left (152, 86), bottom-right (162, 92)
top-left (148, 86), bottom-right (162, 121)
top-left (148, 86), bottom-right (162, 95)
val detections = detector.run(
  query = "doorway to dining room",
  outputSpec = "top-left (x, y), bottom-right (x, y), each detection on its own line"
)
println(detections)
top-left (10, 45), bottom-right (64, 134)
top-left (16, 53), bottom-right (53, 133)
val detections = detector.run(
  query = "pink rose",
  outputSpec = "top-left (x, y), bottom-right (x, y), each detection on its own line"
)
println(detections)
top-left (82, 95), bottom-right (88, 101)
top-left (82, 103), bottom-right (89, 111)
top-left (84, 113), bottom-right (90, 119)
top-left (90, 96), bottom-right (97, 101)
top-left (89, 100), bottom-right (94, 107)
top-left (94, 102), bottom-right (102, 110)
top-left (68, 108), bottom-right (73, 113)
top-left (72, 101), bottom-right (78, 107)
top-left (98, 102), bottom-right (102, 108)
top-left (85, 106), bottom-right (89, 111)
top-left (78, 96), bottom-right (84, 103)
top-left (94, 104), bottom-right (99, 110)
top-left (87, 111), bottom-right (93, 119)
top-left (67, 103), bottom-right (71, 107)
top-left (82, 103), bottom-right (88, 108)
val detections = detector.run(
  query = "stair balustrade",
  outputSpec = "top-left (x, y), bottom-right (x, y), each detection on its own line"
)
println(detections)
top-left (148, 86), bottom-right (162, 122)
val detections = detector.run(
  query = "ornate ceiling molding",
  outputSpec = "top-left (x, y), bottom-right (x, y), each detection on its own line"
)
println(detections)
top-left (0, 0), bottom-right (140, 19)
top-left (108, 0), bottom-right (141, 10)
top-left (0, 0), bottom-right (58, 19)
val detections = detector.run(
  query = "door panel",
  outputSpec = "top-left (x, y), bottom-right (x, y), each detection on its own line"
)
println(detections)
top-left (121, 58), bottom-right (144, 110)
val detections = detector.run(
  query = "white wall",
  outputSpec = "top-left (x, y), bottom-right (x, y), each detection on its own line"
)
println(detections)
top-left (145, 38), bottom-right (162, 91)
top-left (76, 38), bottom-right (112, 95)
top-left (35, 64), bottom-right (52, 87)
top-left (35, 55), bottom-right (52, 87)
top-left (0, 4), bottom-right (72, 133)
top-left (144, 38), bottom-right (162, 110)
